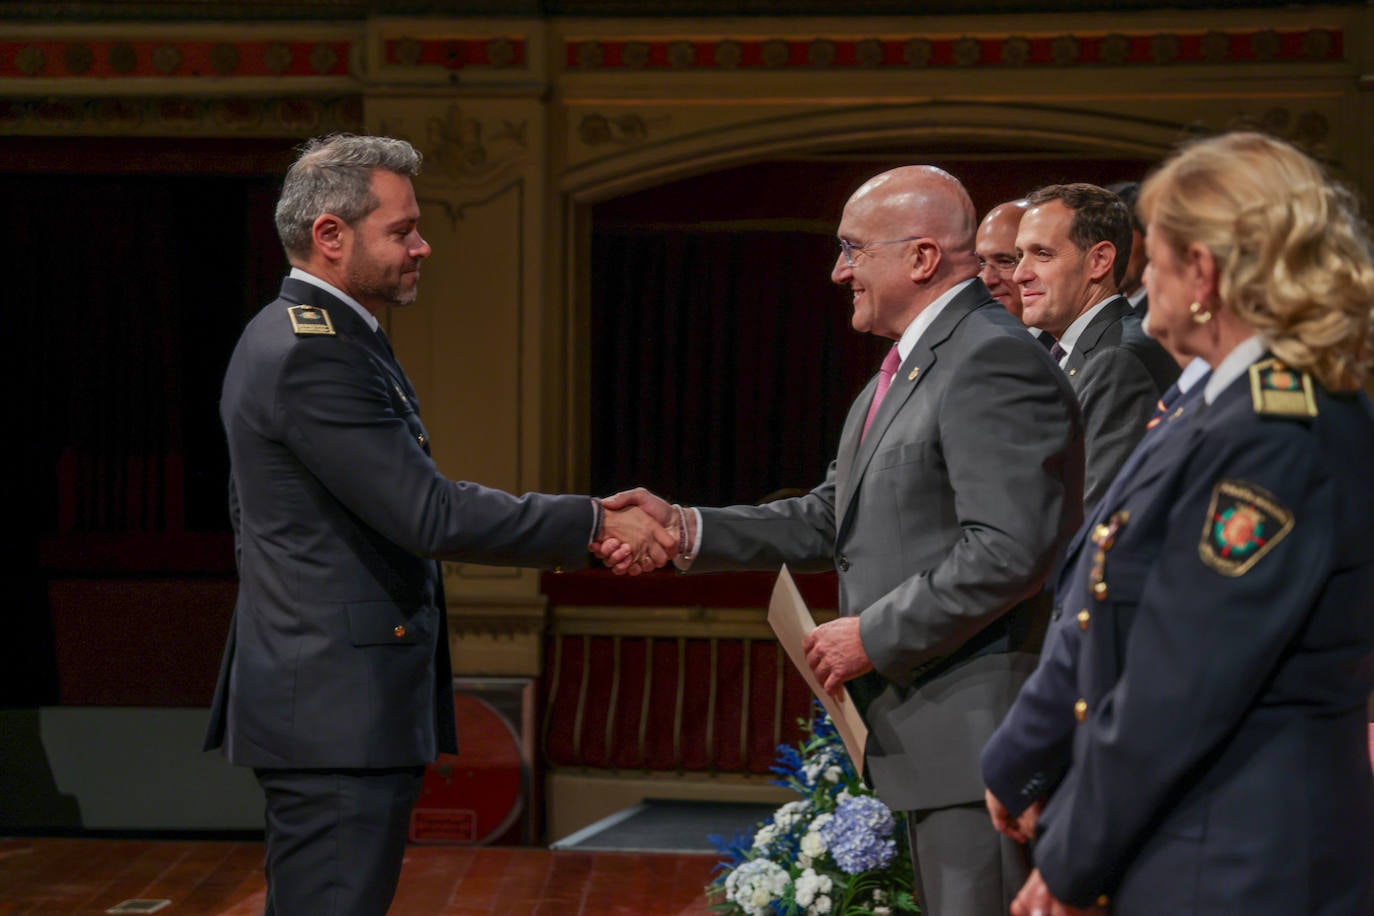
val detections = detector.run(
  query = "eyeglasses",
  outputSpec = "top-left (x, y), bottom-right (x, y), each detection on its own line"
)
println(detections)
top-left (977, 254), bottom-right (1021, 274)
top-left (838, 236), bottom-right (923, 267)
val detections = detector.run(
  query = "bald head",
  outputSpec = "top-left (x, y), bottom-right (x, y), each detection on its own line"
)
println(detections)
top-left (832, 165), bottom-right (980, 340)
top-left (849, 166), bottom-right (979, 259)
top-left (977, 199), bottom-right (1030, 318)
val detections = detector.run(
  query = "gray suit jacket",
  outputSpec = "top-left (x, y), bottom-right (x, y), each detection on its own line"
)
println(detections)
top-left (693, 280), bottom-right (1084, 811)
top-left (1062, 297), bottom-right (1178, 514)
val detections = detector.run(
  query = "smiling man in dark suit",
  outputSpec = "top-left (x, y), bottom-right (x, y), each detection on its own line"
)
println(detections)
top-left (204, 133), bottom-right (671, 915)
top-left (602, 165), bottom-right (1084, 915)
top-left (1014, 183), bottom-right (1178, 514)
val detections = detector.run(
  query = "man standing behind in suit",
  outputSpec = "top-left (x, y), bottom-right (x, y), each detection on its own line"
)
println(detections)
top-left (1015, 183), bottom-right (1178, 513)
top-left (204, 133), bottom-right (672, 915)
top-left (602, 166), bottom-right (1084, 915)
top-left (1106, 180), bottom-right (1149, 315)
top-left (976, 199), bottom-right (1054, 350)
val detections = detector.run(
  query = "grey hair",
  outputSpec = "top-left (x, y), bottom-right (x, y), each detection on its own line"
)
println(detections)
top-left (274, 133), bottom-right (423, 260)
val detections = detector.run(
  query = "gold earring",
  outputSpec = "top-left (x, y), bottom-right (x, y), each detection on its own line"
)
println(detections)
top-left (1189, 301), bottom-right (1212, 324)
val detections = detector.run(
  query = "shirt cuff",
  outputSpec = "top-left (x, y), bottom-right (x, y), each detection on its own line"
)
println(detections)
top-left (672, 506), bottom-right (701, 571)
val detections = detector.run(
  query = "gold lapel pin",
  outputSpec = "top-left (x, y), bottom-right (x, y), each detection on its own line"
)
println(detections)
top-left (908, 368), bottom-right (920, 381)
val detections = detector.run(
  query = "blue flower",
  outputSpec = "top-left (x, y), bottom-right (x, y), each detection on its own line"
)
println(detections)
top-left (708, 703), bottom-right (918, 914)
top-left (769, 743), bottom-right (805, 788)
top-left (821, 795), bottom-right (898, 875)
top-left (709, 828), bottom-right (752, 871)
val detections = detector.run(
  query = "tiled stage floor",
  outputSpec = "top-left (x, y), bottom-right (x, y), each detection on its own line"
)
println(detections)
top-left (0, 838), bottom-right (718, 915)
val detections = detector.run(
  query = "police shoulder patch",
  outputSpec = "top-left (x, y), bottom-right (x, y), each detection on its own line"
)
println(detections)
top-left (287, 304), bottom-right (336, 336)
top-left (1198, 478), bottom-right (1294, 577)
top-left (1249, 357), bottom-right (1316, 417)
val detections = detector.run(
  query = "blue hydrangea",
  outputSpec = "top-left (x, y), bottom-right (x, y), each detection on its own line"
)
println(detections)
top-left (820, 795), bottom-right (898, 875)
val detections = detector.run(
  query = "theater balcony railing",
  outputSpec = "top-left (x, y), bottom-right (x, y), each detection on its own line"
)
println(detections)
top-left (536, 567), bottom-right (838, 842)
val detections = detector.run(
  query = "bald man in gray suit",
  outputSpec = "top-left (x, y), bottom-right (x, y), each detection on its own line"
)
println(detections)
top-left (603, 166), bottom-right (1084, 916)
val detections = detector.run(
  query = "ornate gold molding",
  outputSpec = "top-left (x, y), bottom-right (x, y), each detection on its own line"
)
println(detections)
top-left (0, 94), bottom-right (361, 135)
top-left (576, 111), bottom-right (669, 148)
top-left (377, 104), bottom-right (529, 193)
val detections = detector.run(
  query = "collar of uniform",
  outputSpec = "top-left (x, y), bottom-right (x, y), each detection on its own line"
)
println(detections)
top-left (1176, 356), bottom-right (1211, 394)
top-left (894, 277), bottom-right (976, 362)
top-left (1054, 294), bottom-right (1121, 360)
top-left (1203, 335), bottom-right (1267, 405)
top-left (288, 267), bottom-right (378, 332)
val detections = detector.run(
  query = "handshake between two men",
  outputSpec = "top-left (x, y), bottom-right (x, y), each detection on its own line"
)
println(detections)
top-left (594, 488), bottom-right (688, 575)
top-left (593, 487), bottom-right (875, 699)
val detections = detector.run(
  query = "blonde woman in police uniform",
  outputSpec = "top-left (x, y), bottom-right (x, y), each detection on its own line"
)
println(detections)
top-left (1009, 132), bottom-right (1374, 915)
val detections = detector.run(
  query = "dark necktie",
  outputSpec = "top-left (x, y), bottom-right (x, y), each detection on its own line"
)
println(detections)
top-left (375, 325), bottom-right (397, 360)
top-left (1049, 341), bottom-right (1067, 364)
top-left (375, 326), bottom-right (418, 403)
top-left (861, 345), bottom-right (902, 441)
top-left (1035, 331), bottom-right (1055, 352)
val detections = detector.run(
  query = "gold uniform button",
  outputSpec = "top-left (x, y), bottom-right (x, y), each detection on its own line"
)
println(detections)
top-left (393, 625), bottom-right (406, 638)
top-left (417, 435), bottom-right (426, 446)
top-left (1077, 609), bottom-right (1090, 631)
top-left (1092, 524), bottom-right (1111, 544)
top-left (1092, 581), bottom-right (1108, 600)
top-left (1074, 699), bottom-right (1088, 722)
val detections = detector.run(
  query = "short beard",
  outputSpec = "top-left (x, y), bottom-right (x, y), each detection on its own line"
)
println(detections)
top-left (350, 275), bottom-right (416, 308)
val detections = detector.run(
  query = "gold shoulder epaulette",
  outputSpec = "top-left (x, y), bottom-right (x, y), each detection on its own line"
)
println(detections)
top-left (287, 304), bottom-right (336, 336)
top-left (1249, 357), bottom-right (1317, 417)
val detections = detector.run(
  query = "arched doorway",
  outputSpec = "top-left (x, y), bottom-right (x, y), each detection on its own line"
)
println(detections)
top-left (572, 108), bottom-right (1168, 503)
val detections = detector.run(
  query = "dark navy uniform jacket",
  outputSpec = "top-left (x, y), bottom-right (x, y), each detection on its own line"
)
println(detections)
top-left (1009, 350), bottom-right (1374, 913)
top-left (204, 276), bottom-right (593, 769)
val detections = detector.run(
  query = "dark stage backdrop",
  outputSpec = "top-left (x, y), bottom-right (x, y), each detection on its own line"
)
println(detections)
top-left (589, 155), bottom-right (1154, 507)
top-left (6, 140), bottom-right (1152, 705)
top-left (5, 137), bottom-right (294, 705)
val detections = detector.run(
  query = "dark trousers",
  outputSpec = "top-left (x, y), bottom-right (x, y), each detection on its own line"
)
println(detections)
top-left (905, 801), bottom-right (1030, 916)
top-left (255, 766), bottom-right (425, 916)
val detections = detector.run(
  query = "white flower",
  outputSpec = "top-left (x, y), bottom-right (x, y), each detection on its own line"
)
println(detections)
top-left (823, 765), bottom-right (843, 783)
top-left (810, 894), bottom-right (833, 915)
top-left (873, 907), bottom-right (890, 915)
top-left (773, 799), bottom-right (810, 831)
top-left (751, 823), bottom-right (777, 852)
top-left (799, 813), bottom-right (832, 859)
top-left (724, 859), bottom-right (789, 915)
top-left (794, 867), bottom-right (833, 908)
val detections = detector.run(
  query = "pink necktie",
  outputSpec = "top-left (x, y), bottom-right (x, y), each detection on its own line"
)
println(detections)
top-left (862, 345), bottom-right (902, 441)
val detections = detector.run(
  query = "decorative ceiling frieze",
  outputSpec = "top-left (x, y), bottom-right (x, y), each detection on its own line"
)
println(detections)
top-left (562, 27), bottom-right (1342, 71)
top-left (0, 38), bottom-right (354, 79)
top-left (384, 36), bottom-right (528, 70)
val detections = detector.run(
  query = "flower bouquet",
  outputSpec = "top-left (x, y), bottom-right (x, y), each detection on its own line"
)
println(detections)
top-left (707, 702), bottom-right (920, 915)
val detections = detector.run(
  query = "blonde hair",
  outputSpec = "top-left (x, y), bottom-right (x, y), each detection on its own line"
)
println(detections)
top-left (1139, 131), bottom-right (1374, 391)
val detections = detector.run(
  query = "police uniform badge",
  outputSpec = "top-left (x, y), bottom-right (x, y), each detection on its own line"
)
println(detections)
top-left (1249, 357), bottom-right (1317, 417)
top-left (1198, 479), bottom-right (1294, 576)
top-left (287, 304), bottom-right (336, 336)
